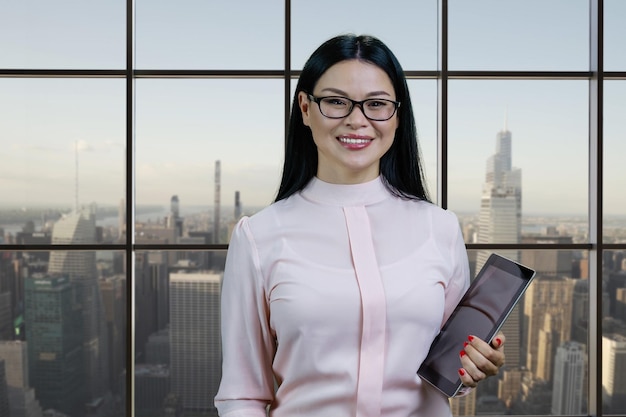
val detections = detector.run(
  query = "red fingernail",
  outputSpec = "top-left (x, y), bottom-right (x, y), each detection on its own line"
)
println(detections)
top-left (460, 350), bottom-right (466, 357)
top-left (468, 335), bottom-right (474, 342)
top-left (463, 341), bottom-right (469, 347)
top-left (495, 337), bottom-right (502, 347)
top-left (458, 368), bottom-right (465, 376)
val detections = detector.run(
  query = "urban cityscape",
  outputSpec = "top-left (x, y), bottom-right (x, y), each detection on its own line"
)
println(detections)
top-left (0, 124), bottom-right (625, 417)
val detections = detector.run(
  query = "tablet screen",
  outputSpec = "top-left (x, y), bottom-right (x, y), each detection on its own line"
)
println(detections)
top-left (417, 254), bottom-right (536, 397)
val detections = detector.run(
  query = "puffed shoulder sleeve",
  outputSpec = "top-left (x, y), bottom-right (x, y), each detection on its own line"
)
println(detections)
top-left (214, 217), bottom-right (276, 417)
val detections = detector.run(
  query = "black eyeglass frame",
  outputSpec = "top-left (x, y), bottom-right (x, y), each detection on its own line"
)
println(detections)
top-left (306, 93), bottom-right (401, 121)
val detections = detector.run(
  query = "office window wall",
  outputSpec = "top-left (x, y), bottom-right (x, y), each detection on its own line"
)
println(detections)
top-left (1, 1), bottom-right (625, 417)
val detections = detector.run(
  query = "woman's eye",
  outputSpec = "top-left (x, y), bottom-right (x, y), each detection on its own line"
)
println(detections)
top-left (324, 97), bottom-right (348, 106)
top-left (367, 100), bottom-right (389, 108)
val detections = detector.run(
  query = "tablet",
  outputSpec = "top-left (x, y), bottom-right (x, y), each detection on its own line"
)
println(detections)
top-left (417, 253), bottom-right (536, 397)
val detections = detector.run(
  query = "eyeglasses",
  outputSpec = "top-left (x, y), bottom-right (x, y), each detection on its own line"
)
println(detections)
top-left (307, 94), bottom-right (400, 121)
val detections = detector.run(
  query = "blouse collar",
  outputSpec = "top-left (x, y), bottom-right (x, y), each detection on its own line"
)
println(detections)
top-left (300, 176), bottom-right (390, 206)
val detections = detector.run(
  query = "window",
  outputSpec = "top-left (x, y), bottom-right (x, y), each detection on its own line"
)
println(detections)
top-left (1, 1), bottom-right (624, 416)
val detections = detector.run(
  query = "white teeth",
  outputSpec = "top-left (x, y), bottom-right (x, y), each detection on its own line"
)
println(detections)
top-left (338, 137), bottom-right (371, 144)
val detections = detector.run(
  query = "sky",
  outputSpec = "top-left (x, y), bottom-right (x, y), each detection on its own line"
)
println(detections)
top-left (0, 0), bottom-right (625, 217)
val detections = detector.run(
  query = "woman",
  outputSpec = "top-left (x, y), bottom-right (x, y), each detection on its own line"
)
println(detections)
top-left (215, 34), bottom-right (505, 417)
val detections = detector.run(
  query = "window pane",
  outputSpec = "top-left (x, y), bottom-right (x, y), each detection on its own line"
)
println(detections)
top-left (135, 79), bottom-right (284, 244)
top-left (0, 250), bottom-right (127, 416)
top-left (291, 0), bottom-right (437, 71)
top-left (135, 0), bottom-right (283, 69)
top-left (449, 0), bottom-right (589, 71)
top-left (604, 81), bottom-right (626, 242)
top-left (448, 80), bottom-right (589, 244)
top-left (454, 249), bottom-right (588, 416)
top-left (0, 1), bottom-right (125, 69)
top-left (602, 250), bottom-right (626, 415)
top-left (134, 249), bottom-right (226, 417)
top-left (605, 0), bottom-right (626, 71)
top-left (0, 79), bottom-right (126, 244)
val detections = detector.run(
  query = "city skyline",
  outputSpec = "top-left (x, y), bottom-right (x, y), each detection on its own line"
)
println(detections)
top-left (1, 1), bottom-right (625, 216)
top-left (1, 2), bottom-right (625, 416)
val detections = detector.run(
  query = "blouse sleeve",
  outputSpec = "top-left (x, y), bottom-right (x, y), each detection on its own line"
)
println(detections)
top-left (441, 212), bottom-right (473, 398)
top-left (441, 213), bottom-right (471, 327)
top-left (214, 217), bottom-right (276, 417)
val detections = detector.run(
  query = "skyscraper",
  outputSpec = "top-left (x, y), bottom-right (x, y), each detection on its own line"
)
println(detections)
top-left (169, 271), bottom-right (222, 414)
top-left (214, 160), bottom-right (221, 244)
top-left (99, 275), bottom-right (127, 394)
top-left (167, 195), bottom-right (183, 238)
top-left (24, 275), bottom-right (83, 416)
top-left (47, 208), bottom-right (110, 402)
top-left (551, 341), bottom-right (585, 414)
top-left (0, 360), bottom-right (9, 417)
top-left (477, 124), bottom-right (522, 268)
top-left (602, 333), bottom-right (626, 413)
top-left (0, 292), bottom-right (12, 340)
top-left (0, 341), bottom-right (44, 417)
top-left (476, 123), bottom-right (523, 370)
top-left (524, 276), bottom-right (576, 381)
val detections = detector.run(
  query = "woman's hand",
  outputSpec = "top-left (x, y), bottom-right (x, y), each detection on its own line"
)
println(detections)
top-left (458, 332), bottom-right (505, 388)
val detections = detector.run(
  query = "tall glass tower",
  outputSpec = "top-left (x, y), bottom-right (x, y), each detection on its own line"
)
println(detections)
top-left (476, 124), bottom-right (523, 374)
top-left (477, 125), bottom-right (522, 268)
top-left (24, 275), bottom-right (83, 416)
top-left (47, 208), bottom-right (110, 402)
top-left (551, 341), bottom-right (585, 414)
top-left (170, 271), bottom-right (222, 415)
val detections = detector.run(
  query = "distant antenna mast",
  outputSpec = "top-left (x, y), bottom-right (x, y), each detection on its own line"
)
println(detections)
top-left (504, 107), bottom-right (509, 132)
top-left (75, 140), bottom-right (79, 212)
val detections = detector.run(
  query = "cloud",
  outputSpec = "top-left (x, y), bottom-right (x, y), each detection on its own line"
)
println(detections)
top-left (73, 139), bottom-right (94, 152)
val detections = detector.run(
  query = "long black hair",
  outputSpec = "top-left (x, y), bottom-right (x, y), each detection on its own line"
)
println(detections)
top-left (275, 34), bottom-right (430, 203)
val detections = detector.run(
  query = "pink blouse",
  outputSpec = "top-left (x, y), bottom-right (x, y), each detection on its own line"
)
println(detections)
top-left (215, 176), bottom-right (470, 417)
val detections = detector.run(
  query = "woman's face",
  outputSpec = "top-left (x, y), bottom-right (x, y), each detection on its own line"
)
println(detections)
top-left (298, 60), bottom-right (399, 184)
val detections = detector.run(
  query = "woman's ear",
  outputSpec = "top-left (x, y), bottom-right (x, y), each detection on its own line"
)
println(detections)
top-left (298, 92), bottom-right (311, 127)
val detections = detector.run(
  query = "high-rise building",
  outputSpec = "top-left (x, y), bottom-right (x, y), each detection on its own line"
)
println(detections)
top-left (524, 276), bottom-right (576, 381)
top-left (498, 367), bottom-right (532, 410)
top-left (118, 198), bottom-right (125, 242)
top-left (0, 360), bottom-right (9, 417)
top-left (145, 327), bottom-right (170, 365)
top-left (214, 160), bottom-right (221, 244)
top-left (234, 191), bottom-right (242, 221)
top-left (24, 275), bottom-right (84, 416)
top-left (167, 195), bottom-right (183, 238)
top-left (0, 251), bottom-right (21, 328)
top-left (607, 271), bottom-right (626, 318)
top-left (521, 235), bottom-right (574, 276)
top-left (571, 279), bottom-right (589, 345)
top-left (476, 123), bottom-right (523, 370)
top-left (99, 274), bottom-right (126, 394)
top-left (0, 341), bottom-right (44, 417)
top-left (551, 341), bottom-right (585, 414)
top-left (0, 292), bottom-right (12, 340)
top-left (476, 124), bottom-right (522, 268)
top-left (134, 252), bottom-right (169, 360)
top-left (47, 208), bottom-right (110, 403)
top-left (135, 364), bottom-right (170, 417)
top-left (449, 387), bottom-right (476, 416)
top-left (169, 271), bottom-right (222, 413)
top-left (602, 333), bottom-right (626, 414)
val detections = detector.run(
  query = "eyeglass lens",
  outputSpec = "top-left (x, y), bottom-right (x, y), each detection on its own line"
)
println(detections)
top-left (318, 97), bottom-right (397, 121)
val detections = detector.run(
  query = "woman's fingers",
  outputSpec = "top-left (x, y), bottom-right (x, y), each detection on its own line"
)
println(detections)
top-left (459, 334), bottom-right (506, 385)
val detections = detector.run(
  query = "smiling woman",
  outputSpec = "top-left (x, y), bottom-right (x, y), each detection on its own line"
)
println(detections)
top-left (1, 2), bottom-right (624, 417)
top-left (214, 34), bottom-right (506, 417)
